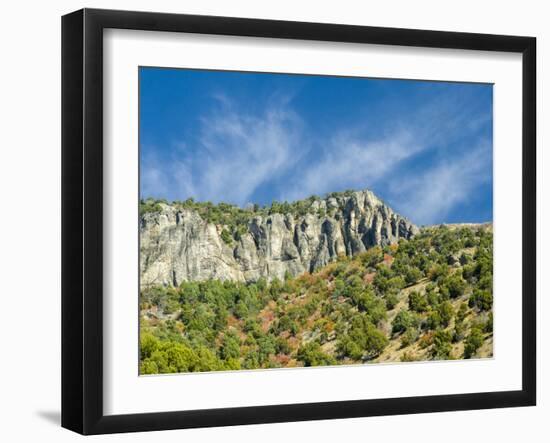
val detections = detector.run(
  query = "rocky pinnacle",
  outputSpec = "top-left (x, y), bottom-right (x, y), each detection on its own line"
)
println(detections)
top-left (140, 190), bottom-right (418, 287)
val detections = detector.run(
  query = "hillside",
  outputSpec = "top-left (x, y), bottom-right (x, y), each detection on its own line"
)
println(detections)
top-left (139, 190), bottom-right (418, 287)
top-left (140, 224), bottom-right (493, 373)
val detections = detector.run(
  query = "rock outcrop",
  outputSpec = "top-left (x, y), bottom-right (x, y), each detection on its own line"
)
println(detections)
top-left (140, 190), bottom-right (418, 286)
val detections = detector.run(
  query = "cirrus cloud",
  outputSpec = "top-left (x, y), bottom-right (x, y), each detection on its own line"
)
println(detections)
top-left (140, 78), bottom-right (493, 225)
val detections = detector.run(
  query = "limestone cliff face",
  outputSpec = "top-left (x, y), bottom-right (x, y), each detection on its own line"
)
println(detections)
top-left (140, 190), bottom-right (418, 287)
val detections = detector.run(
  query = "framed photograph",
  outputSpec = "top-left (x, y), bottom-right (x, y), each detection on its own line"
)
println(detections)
top-left (61, 8), bottom-right (536, 435)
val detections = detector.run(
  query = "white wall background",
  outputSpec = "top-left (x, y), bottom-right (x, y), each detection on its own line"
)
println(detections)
top-left (0, 0), bottom-right (546, 441)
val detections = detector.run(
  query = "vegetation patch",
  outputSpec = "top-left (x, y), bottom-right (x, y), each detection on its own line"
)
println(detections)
top-left (140, 225), bottom-right (493, 373)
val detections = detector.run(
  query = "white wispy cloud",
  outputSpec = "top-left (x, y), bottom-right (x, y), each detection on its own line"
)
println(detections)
top-left (141, 96), bottom-right (305, 205)
top-left (387, 140), bottom-right (492, 225)
top-left (141, 87), bottom-right (492, 225)
top-left (280, 92), bottom-right (492, 224)
top-left (281, 129), bottom-right (424, 202)
top-left (140, 148), bottom-right (197, 201)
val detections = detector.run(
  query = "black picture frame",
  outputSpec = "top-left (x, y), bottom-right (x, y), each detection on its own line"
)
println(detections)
top-left (62, 8), bottom-right (536, 435)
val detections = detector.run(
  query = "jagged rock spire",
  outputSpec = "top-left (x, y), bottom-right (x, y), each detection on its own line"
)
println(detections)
top-left (140, 190), bottom-right (418, 287)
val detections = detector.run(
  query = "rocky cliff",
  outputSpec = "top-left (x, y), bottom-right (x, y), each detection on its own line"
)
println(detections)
top-left (140, 190), bottom-right (418, 287)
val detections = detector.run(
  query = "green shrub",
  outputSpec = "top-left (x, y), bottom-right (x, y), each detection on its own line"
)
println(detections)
top-left (452, 321), bottom-right (466, 343)
top-left (432, 329), bottom-right (452, 360)
top-left (363, 323), bottom-right (389, 358)
top-left (359, 246), bottom-right (384, 268)
top-left (464, 327), bottom-right (484, 359)
top-left (139, 199), bottom-right (163, 215)
top-left (403, 266), bottom-right (423, 285)
top-left (337, 315), bottom-right (388, 360)
top-left (337, 336), bottom-right (364, 360)
top-left (220, 228), bottom-right (233, 245)
top-left (456, 302), bottom-right (468, 323)
top-left (440, 273), bottom-right (466, 298)
top-left (385, 291), bottom-right (399, 310)
top-left (426, 310), bottom-right (441, 330)
top-left (351, 288), bottom-right (387, 324)
top-left (484, 312), bottom-right (493, 333)
top-left (408, 291), bottom-right (428, 312)
top-left (426, 290), bottom-right (440, 308)
top-left (392, 310), bottom-right (419, 334)
top-left (438, 301), bottom-right (454, 328)
top-left (297, 342), bottom-right (336, 367)
top-left (219, 332), bottom-right (241, 360)
top-left (140, 359), bottom-right (159, 374)
top-left (401, 327), bottom-right (419, 348)
top-left (469, 289), bottom-right (493, 311)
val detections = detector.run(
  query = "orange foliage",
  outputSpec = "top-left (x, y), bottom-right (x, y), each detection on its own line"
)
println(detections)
top-left (363, 272), bottom-right (376, 284)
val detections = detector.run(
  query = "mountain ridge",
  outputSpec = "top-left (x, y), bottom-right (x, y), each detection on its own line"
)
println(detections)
top-left (140, 189), bottom-right (418, 287)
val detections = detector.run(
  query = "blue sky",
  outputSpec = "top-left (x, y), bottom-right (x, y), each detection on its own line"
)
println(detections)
top-left (139, 67), bottom-right (493, 225)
